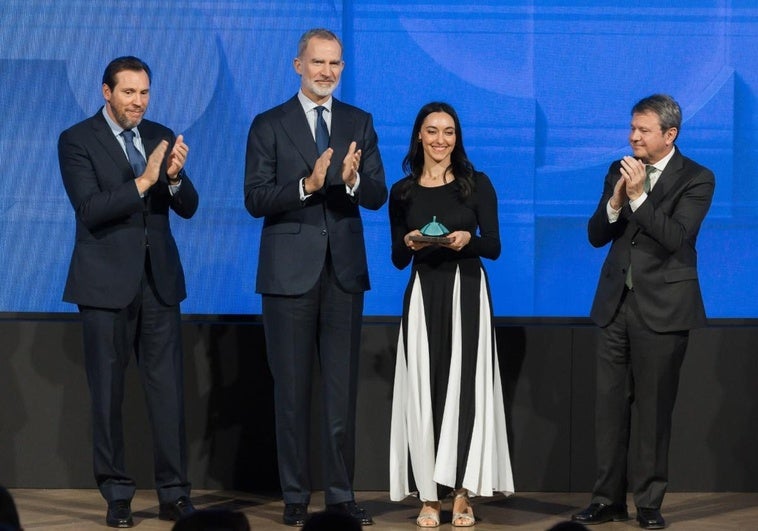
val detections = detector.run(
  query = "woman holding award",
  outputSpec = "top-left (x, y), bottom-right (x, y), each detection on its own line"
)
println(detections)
top-left (388, 102), bottom-right (514, 528)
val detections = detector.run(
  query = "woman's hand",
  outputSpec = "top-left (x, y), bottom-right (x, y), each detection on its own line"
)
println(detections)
top-left (404, 230), bottom-right (431, 252)
top-left (442, 230), bottom-right (471, 252)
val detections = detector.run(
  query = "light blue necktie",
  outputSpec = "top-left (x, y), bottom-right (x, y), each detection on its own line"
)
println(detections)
top-left (121, 129), bottom-right (146, 176)
top-left (314, 106), bottom-right (329, 155)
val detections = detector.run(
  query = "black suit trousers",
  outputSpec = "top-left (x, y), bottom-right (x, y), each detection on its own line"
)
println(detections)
top-left (262, 253), bottom-right (364, 506)
top-left (591, 289), bottom-right (687, 510)
top-left (79, 258), bottom-right (190, 504)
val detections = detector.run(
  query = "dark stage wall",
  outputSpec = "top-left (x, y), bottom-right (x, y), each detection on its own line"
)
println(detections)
top-left (1, 318), bottom-right (757, 493)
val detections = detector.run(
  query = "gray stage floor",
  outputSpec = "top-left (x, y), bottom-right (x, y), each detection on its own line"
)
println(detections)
top-left (9, 489), bottom-right (758, 530)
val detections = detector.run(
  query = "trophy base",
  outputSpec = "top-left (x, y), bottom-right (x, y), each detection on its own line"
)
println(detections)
top-left (408, 235), bottom-right (453, 244)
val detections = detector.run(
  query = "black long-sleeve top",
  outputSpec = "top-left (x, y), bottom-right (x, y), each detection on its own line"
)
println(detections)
top-left (389, 171), bottom-right (500, 270)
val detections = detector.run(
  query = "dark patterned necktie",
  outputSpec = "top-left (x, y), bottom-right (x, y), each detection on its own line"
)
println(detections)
top-left (121, 129), bottom-right (146, 176)
top-left (315, 106), bottom-right (329, 155)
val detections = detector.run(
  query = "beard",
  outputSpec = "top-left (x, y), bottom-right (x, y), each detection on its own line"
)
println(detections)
top-left (111, 105), bottom-right (144, 130)
top-left (304, 78), bottom-right (339, 98)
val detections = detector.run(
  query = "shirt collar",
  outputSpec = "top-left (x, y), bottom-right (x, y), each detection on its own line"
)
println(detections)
top-left (649, 145), bottom-right (676, 173)
top-left (297, 90), bottom-right (332, 114)
top-left (101, 106), bottom-right (141, 140)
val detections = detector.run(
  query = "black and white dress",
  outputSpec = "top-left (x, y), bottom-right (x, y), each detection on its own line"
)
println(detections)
top-left (388, 172), bottom-right (514, 502)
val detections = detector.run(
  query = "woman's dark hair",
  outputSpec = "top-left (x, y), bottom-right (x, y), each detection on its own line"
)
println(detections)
top-left (398, 101), bottom-right (476, 200)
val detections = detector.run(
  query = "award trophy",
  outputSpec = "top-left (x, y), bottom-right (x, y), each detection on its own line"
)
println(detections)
top-left (408, 216), bottom-right (453, 244)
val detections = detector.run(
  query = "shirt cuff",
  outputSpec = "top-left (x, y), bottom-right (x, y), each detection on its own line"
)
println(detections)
top-left (299, 177), bottom-right (312, 201)
top-left (606, 200), bottom-right (621, 223)
top-left (629, 192), bottom-right (647, 212)
top-left (346, 172), bottom-right (361, 196)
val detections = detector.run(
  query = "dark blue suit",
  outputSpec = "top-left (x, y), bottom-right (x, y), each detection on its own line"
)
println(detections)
top-left (244, 95), bottom-right (386, 505)
top-left (59, 109), bottom-right (198, 504)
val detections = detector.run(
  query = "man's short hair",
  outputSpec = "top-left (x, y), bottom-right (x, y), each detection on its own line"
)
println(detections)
top-left (297, 28), bottom-right (343, 58)
top-left (102, 56), bottom-right (152, 90)
top-left (632, 94), bottom-right (682, 139)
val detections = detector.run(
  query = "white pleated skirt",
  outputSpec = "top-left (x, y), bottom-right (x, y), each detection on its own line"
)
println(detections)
top-left (389, 263), bottom-right (514, 502)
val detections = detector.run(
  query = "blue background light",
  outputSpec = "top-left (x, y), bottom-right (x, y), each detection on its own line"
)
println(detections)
top-left (1, 1), bottom-right (755, 317)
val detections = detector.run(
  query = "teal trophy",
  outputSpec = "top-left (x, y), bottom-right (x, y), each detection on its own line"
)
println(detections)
top-left (420, 216), bottom-right (449, 236)
top-left (410, 216), bottom-right (453, 244)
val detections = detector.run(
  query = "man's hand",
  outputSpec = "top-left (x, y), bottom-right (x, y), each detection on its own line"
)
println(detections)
top-left (620, 155), bottom-right (646, 201)
top-left (341, 141), bottom-right (361, 188)
top-left (135, 140), bottom-right (168, 195)
top-left (167, 134), bottom-right (189, 180)
top-left (303, 147), bottom-right (333, 194)
top-left (609, 174), bottom-right (628, 211)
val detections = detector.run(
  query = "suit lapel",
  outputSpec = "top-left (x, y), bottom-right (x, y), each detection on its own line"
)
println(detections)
top-left (326, 99), bottom-right (356, 185)
top-left (278, 96), bottom-right (358, 185)
top-left (279, 96), bottom-right (320, 170)
top-left (138, 122), bottom-right (163, 164)
top-left (91, 110), bottom-right (133, 178)
top-left (649, 149), bottom-right (685, 203)
top-left (329, 99), bottom-right (355, 156)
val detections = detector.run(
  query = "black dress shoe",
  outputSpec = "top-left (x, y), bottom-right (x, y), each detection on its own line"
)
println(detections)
top-left (158, 496), bottom-right (196, 521)
top-left (572, 502), bottom-right (629, 525)
top-left (326, 501), bottom-right (374, 526)
top-left (636, 507), bottom-right (665, 529)
top-left (106, 499), bottom-right (133, 528)
top-left (283, 503), bottom-right (308, 527)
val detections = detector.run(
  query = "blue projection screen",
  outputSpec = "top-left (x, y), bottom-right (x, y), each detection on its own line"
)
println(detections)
top-left (1, 1), bottom-right (757, 318)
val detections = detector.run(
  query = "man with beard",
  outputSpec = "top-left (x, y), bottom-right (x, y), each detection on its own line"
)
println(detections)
top-left (244, 28), bottom-right (387, 527)
top-left (58, 56), bottom-right (198, 528)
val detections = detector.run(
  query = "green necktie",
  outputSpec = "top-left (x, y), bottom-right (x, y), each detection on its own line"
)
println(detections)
top-left (625, 165), bottom-right (657, 289)
top-left (644, 164), bottom-right (654, 193)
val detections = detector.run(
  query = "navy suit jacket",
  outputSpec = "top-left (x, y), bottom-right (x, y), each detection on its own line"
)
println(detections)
top-left (59, 109), bottom-right (199, 309)
top-left (588, 148), bottom-right (714, 333)
top-left (244, 95), bottom-right (387, 295)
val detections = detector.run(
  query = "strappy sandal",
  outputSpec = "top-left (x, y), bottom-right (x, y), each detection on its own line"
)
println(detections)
top-left (416, 501), bottom-right (441, 528)
top-left (452, 490), bottom-right (475, 527)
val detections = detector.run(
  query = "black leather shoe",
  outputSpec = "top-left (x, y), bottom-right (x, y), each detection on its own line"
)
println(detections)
top-left (106, 500), bottom-right (133, 528)
top-left (636, 507), bottom-right (665, 529)
top-left (158, 496), bottom-right (195, 521)
top-left (572, 502), bottom-right (629, 525)
top-left (283, 503), bottom-right (308, 527)
top-left (326, 501), bottom-right (374, 526)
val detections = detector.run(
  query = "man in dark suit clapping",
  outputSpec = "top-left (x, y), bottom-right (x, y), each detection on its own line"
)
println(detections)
top-left (59, 56), bottom-right (198, 528)
top-left (244, 28), bottom-right (386, 527)
top-left (573, 94), bottom-right (714, 530)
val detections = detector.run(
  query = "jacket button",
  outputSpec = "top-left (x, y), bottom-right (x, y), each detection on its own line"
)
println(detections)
top-left (321, 229), bottom-right (327, 236)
